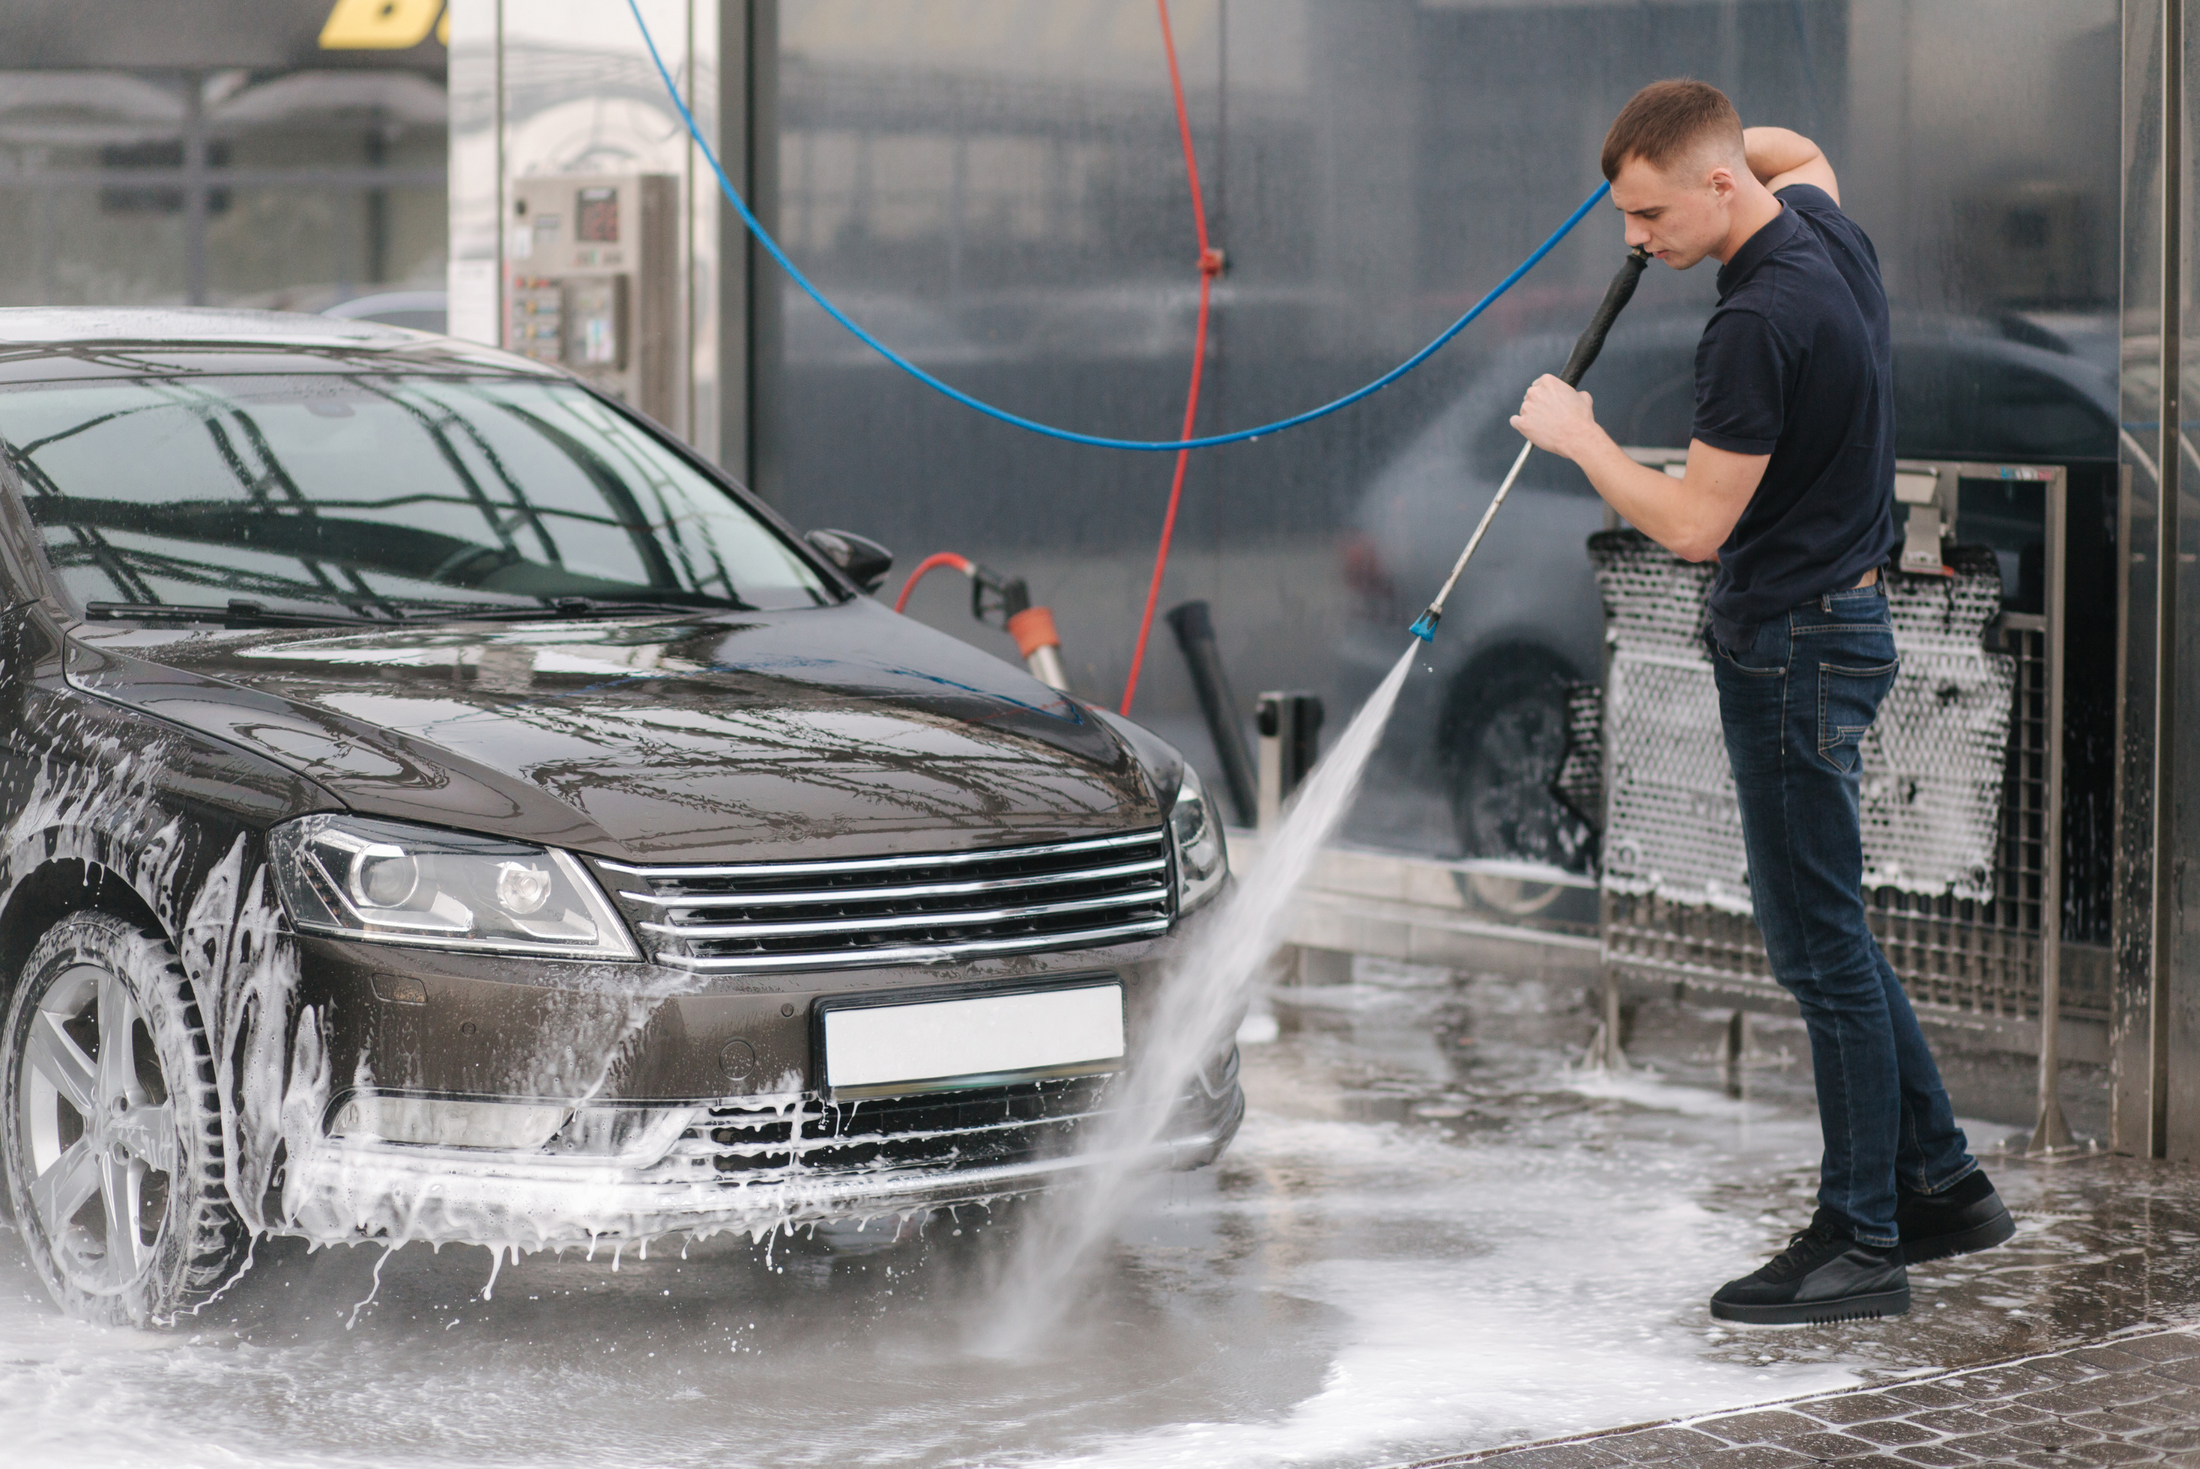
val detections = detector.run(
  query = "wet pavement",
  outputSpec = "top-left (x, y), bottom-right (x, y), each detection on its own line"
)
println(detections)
top-left (1423, 1325), bottom-right (2200, 1467)
top-left (4, 956), bottom-right (2198, 1469)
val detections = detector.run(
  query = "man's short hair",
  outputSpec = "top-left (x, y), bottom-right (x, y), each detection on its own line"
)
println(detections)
top-left (1601, 80), bottom-right (1745, 181)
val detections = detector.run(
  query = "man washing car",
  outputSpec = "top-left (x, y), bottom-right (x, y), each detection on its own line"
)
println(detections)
top-left (1510, 80), bottom-right (2015, 1323)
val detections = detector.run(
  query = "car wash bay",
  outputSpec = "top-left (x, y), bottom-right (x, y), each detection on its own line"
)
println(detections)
top-left (12, 0), bottom-right (2200, 1464)
top-left (446, 0), bottom-right (2200, 1176)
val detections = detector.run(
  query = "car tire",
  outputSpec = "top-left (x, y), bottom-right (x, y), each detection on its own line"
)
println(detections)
top-left (1445, 657), bottom-right (1593, 872)
top-left (2, 910), bottom-right (249, 1325)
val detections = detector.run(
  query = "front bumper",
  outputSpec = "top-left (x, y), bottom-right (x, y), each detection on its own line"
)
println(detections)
top-left (278, 1072), bottom-right (1244, 1250)
top-left (281, 895), bottom-right (1244, 1250)
top-left (296, 927), bottom-right (1201, 1105)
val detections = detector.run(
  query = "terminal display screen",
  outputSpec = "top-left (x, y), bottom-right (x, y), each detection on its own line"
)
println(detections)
top-left (575, 186), bottom-right (619, 243)
top-left (1956, 477), bottom-right (2046, 613)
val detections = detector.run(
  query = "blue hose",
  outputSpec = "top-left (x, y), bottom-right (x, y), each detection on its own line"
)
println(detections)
top-left (626, 0), bottom-right (1609, 453)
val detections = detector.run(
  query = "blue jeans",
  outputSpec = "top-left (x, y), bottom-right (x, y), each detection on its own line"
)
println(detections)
top-left (1708, 581), bottom-right (1975, 1247)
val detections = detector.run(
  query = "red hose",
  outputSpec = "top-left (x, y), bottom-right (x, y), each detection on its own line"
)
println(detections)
top-left (1120, 0), bottom-right (1219, 717)
top-left (893, 551), bottom-right (973, 613)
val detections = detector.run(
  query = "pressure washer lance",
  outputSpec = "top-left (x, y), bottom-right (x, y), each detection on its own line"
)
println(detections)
top-left (1408, 245), bottom-right (1653, 643)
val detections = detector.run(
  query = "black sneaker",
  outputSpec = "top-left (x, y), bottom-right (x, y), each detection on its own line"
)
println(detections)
top-left (1897, 1169), bottom-right (2015, 1264)
top-left (1710, 1209), bottom-right (1910, 1324)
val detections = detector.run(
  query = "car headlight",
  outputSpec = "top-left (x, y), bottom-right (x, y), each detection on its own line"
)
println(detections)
top-left (1168, 764), bottom-right (1229, 915)
top-left (269, 814), bottom-right (637, 959)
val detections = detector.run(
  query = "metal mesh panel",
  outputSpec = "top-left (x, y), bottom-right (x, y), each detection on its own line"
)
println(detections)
top-left (1863, 555), bottom-right (2017, 897)
top-left (1551, 680), bottom-right (1604, 835)
top-left (1591, 531), bottom-right (2081, 1023)
top-left (1591, 533), bottom-right (1752, 908)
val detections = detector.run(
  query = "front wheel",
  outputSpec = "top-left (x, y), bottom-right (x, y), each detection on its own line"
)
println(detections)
top-left (2, 910), bottom-right (248, 1324)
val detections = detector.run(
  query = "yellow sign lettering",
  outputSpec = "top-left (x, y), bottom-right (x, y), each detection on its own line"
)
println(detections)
top-left (319, 0), bottom-right (445, 51)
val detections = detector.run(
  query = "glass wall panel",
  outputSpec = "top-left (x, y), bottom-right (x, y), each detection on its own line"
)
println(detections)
top-left (2112, 0), bottom-right (2167, 1154)
top-left (2161, 0), bottom-right (2200, 1156)
top-left (449, 0), bottom-right (720, 451)
top-left (764, 0), bottom-right (2121, 863)
top-left (0, 3), bottom-right (447, 316)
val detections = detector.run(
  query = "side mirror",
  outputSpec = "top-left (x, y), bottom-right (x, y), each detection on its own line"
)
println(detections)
top-left (804, 528), bottom-right (895, 595)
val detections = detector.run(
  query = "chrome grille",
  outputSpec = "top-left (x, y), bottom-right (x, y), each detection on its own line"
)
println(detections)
top-left (601, 830), bottom-right (1173, 971)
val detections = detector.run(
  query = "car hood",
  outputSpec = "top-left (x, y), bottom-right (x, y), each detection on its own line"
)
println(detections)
top-left (66, 600), bottom-right (1164, 863)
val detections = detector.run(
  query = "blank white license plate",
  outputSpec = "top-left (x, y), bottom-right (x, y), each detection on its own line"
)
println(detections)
top-left (823, 983), bottom-right (1125, 1096)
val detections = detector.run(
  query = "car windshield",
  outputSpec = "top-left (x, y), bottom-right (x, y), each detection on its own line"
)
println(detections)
top-left (0, 373), bottom-right (834, 618)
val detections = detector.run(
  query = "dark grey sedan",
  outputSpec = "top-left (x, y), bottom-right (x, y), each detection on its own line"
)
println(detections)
top-left (0, 309), bottom-right (1239, 1325)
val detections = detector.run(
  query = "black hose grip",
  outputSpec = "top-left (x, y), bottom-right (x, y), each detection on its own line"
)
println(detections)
top-left (1558, 246), bottom-right (1652, 388)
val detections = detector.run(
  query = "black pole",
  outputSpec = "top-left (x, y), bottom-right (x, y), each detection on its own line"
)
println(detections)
top-left (1166, 600), bottom-right (1259, 826)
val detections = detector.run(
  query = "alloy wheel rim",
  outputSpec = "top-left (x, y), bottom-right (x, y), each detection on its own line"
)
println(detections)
top-left (18, 961), bottom-right (178, 1294)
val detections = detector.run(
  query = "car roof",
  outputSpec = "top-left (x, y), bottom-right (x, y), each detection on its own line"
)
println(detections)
top-left (0, 306), bottom-right (555, 383)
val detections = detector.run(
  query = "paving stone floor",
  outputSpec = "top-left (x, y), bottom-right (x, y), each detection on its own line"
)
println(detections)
top-left (1412, 1324), bottom-right (2200, 1467)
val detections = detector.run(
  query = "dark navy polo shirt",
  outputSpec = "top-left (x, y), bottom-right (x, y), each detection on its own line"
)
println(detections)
top-left (1694, 182), bottom-right (1897, 648)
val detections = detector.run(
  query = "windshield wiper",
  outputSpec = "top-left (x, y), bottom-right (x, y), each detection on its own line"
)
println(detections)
top-left (85, 597), bottom-right (743, 630)
top-left (84, 599), bottom-right (381, 628)
top-left (389, 596), bottom-right (743, 623)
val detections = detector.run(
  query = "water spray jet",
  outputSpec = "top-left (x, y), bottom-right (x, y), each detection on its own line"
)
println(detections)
top-left (981, 644), bottom-right (1421, 1348)
top-left (980, 249), bottom-right (1669, 1338)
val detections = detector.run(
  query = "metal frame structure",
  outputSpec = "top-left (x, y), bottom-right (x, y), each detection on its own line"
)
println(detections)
top-left (1596, 456), bottom-right (2082, 1145)
top-left (434, 0), bottom-right (2195, 1161)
